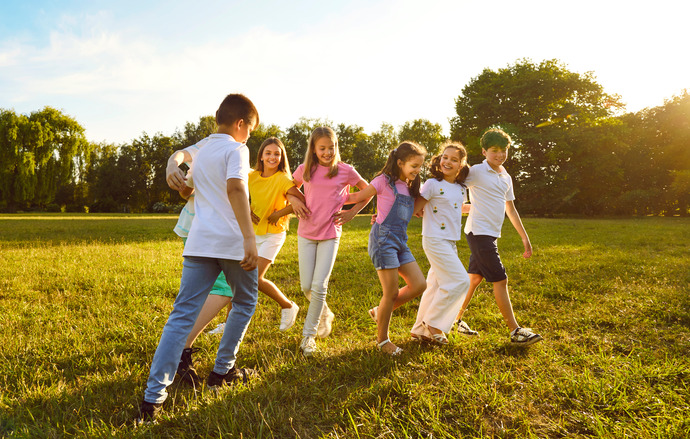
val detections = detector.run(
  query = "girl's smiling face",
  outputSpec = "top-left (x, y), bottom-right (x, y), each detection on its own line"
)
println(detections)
top-left (261, 143), bottom-right (282, 174)
top-left (314, 136), bottom-right (336, 166)
top-left (439, 147), bottom-right (462, 182)
top-left (398, 154), bottom-right (425, 182)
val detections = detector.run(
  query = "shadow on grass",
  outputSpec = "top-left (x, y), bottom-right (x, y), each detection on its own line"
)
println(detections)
top-left (1, 332), bottom-right (543, 438)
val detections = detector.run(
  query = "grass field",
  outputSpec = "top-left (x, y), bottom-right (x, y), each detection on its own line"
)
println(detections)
top-left (0, 214), bottom-right (689, 438)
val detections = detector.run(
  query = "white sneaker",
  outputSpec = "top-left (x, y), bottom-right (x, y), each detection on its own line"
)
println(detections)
top-left (317, 304), bottom-right (335, 338)
top-left (456, 319), bottom-right (479, 336)
top-left (208, 323), bottom-right (225, 335)
top-left (510, 327), bottom-right (543, 346)
top-left (279, 302), bottom-right (299, 332)
top-left (300, 336), bottom-right (317, 357)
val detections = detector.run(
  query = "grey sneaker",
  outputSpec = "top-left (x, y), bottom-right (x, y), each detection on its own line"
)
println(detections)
top-left (300, 336), bottom-right (317, 357)
top-left (456, 320), bottom-right (479, 336)
top-left (510, 327), bottom-right (543, 346)
top-left (279, 302), bottom-right (299, 332)
top-left (317, 304), bottom-right (334, 338)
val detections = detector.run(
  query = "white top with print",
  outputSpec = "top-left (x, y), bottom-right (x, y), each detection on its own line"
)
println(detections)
top-left (420, 178), bottom-right (467, 241)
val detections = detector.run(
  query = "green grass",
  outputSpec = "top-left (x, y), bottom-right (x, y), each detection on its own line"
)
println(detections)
top-left (1, 214), bottom-right (689, 438)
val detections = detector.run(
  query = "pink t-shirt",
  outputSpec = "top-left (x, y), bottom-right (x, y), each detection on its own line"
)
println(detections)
top-left (371, 174), bottom-right (411, 224)
top-left (293, 162), bottom-right (364, 240)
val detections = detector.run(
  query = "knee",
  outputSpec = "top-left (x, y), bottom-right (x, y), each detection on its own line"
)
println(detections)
top-left (413, 279), bottom-right (427, 295)
top-left (309, 288), bottom-right (326, 302)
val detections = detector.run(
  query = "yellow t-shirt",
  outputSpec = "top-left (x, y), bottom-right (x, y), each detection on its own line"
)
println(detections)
top-left (249, 170), bottom-right (296, 235)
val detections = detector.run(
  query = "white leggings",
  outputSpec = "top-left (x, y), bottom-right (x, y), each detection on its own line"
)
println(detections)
top-left (412, 236), bottom-right (470, 335)
top-left (298, 236), bottom-right (340, 337)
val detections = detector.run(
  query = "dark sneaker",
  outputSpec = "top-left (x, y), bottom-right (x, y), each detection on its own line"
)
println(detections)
top-left (177, 347), bottom-right (201, 386)
top-left (207, 366), bottom-right (258, 388)
top-left (456, 320), bottom-right (479, 336)
top-left (135, 400), bottom-right (162, 426)
top-left (510, 327), bottom-right (543, 346)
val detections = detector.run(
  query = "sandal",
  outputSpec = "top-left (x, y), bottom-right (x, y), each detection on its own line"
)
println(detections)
top-left (368, 306), bottom-right (378, 323)
top-left (377, 338), bottom-right (402, 356)
top-left (423, 322), bottom-right (449, 345)
top-left (410, 332), bottom-right (433, 343)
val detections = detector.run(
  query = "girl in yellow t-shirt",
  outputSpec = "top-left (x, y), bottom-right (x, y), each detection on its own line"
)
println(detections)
top-left (248, 137), bottom-right (309, 331)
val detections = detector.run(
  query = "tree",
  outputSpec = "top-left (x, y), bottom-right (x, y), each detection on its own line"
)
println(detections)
top-left (84, 142), bottom-right (122, 212)
top-left (450, 59), bottom-right (623, 214)
top-left (0, 107), bottom-right (89, 211)
top-left (354, 123), bottom-right (397, 181)
top-left (173, 116), bottom-right (216, 149)
top-left (336, 123), bottom-right (369, 165)
top-left (617, 91), bottom-right (690, 215)
top-left (398, 119), bottom-right (447, 157)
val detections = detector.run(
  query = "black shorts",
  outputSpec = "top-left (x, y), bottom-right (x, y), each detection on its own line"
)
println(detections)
top-left (466, 232), bottom-right (507, 282)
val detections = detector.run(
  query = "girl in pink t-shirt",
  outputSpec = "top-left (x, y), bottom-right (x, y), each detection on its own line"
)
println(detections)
top-left (346, 141), bottom-right (428, 356)
top-left (292, 126), bottom-right (370, 356)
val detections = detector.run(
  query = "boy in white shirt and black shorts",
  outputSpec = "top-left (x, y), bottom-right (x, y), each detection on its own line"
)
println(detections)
top-left (455, 128), bottom-right (543, 346)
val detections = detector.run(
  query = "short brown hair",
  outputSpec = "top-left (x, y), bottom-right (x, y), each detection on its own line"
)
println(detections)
top-left (480, 128), bottom-right (511, 150)
top-left (215, 93), bottom-right (259, 128)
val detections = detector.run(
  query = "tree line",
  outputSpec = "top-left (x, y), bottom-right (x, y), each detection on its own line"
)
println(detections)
top-left (1, 59), bottom-right (688, 216)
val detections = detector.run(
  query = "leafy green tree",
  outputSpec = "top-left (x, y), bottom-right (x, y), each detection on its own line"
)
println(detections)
top-left (618, 91), bottom-right (690, 215)
top-left (84, 143), bottom-right (122, 211)
top-left (173, 116), bottom-right (216, 149)
top-left (450, 59), bottom-right (622, 214)
top-left (398, 119), bottom-right (447, 157)
top-left (355, 123), bottom-right (397, 181)
top-left (336, 123), bottom-right (369, 165)
top-left (0, 107), bottom-right (89, 211)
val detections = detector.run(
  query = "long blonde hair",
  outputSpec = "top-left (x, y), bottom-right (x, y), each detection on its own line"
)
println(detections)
top-left (302, 126), bottom-right (341, 182)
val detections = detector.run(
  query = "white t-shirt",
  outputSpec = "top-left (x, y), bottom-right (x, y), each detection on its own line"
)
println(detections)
top-left (420, 178), bottom-right (467, 241)
top-left (463, 160), bottom-right (515, 238)
top-left (183, 134), bottom-right (250, 260)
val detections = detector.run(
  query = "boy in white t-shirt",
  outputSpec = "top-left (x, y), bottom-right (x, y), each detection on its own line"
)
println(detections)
top-left (456, 128), bottom-right (542, 346)
top-left (136, 94), bottom-right (259, 425)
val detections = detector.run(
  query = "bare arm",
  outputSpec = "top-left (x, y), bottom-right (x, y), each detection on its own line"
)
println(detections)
top-left (505, 200), bottom-right (532, 259)
top-left (461, 202), bottom-right (471, 214)
top-left (336, 180), bottom-right (374, 225)
top-left (285, 186), bottom-right (310, 219)
top-left (413, 196), bottom-right (428, 217)
top-left (166, 150), bottom-right (193, 191)
top-left (345, 182), bottom-right (376, 205)
top-left (178, 186), bottom-right (194, 200)
top-left (227, 178), bottom-right (258, 270)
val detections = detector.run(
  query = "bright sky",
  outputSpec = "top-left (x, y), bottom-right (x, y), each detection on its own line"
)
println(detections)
top-left (1, 0), bottom-right (687, 145)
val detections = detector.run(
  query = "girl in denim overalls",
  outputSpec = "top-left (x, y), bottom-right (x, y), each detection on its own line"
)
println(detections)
top-left (346, 142), bottom-right (427, 355)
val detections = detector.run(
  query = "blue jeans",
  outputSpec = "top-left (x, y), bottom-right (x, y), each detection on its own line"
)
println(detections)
top-left (144, 256), bottom-right (258, 403)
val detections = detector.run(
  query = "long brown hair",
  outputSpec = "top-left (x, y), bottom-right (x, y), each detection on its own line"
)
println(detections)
top-left (376, 141), bottom-right (426, 198)
top-left (254, 137), bottom-right (291, 178)
top-left (302, 127), bottom-right (340, 182)
top-left (428, 142), bottom-right (469, 185)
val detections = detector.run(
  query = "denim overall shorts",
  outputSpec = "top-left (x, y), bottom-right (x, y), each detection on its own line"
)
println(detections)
top-left (368, 177), bottom-right (416, 270)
